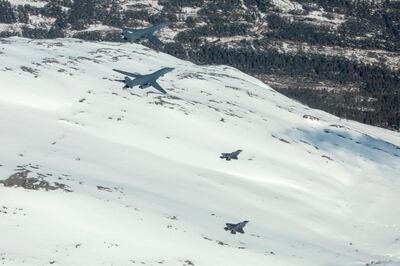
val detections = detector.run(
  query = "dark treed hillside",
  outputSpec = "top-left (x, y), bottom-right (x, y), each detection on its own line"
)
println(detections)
top-left (1, 0), bottom-right (399, 130)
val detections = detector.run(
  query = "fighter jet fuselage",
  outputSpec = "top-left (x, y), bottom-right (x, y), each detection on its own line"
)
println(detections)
top-left (220, 149), bottom-right (242, 161)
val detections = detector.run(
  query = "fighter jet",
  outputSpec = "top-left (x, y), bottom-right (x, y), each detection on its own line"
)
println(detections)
top-left (113, 67), bottom-right (174, 94)
top-left (121, 23), bottom-right (169, 45)
top-left (224, 221), bottom-right (249, 234)
top-left (220, 150), bottom-right (242, 161)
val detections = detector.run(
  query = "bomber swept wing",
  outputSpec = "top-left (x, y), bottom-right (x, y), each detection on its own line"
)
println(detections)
top-left (150, 81), bottom-right (167, 94)
top-left (112, 69), bottom-right (142, 78)
top-left (122, 27), bottom-right (137, 33)
top-left (148, 35), bottom-right (163, 46)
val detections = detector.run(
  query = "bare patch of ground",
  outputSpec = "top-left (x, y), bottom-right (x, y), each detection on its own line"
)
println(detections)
top-left (0, 170), bottom-right (72, 192)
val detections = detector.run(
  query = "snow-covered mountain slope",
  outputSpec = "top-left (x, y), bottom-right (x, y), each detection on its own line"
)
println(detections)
top-left (0, 37), bottom-right (399, 266)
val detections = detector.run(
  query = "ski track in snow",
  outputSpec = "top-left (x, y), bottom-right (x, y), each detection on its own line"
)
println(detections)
top-left (0, 37), bottom-right (399, 266)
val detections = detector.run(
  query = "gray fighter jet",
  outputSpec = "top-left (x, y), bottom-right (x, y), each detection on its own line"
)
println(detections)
top-left (121, 23), bottom-right (169, 45)
top-left (113, 67), bottom-right (174, 94)
top-left (224, 221), bottom-right (249, 234)
top-left (220, 150), bottom-right (242, 161)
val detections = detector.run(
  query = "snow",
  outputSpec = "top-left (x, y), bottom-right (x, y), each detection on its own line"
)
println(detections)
top-left (71, 24), bottom-right (119, 34)
top-left (180, 7), bottom-right (201, 16)
top-left (0, 23), bottom-right (17, 32)
top-left (8, 0), bottom-right (48, 7)
top-left (270, 0), bottom-right (303, 12)
top-left (302, 11), bottom-right (346, 27)
top-left (28, 15), bottom-right (56, 28)
top-left (0, 37), bottom-right (399, 266)
top-left (121, 0), bottom-right (163, 13)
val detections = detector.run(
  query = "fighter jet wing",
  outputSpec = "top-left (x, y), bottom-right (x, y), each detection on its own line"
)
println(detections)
top-left (113, 69), bottom-right (142, 78)
top-left (148, 34), bottom-right (163, 46)
top-left (151, 81), bottom-right (167, 94)
top-left (236, 228), bottom-right (245, 234)
top-left (233, 150), bottom-right (242, 156)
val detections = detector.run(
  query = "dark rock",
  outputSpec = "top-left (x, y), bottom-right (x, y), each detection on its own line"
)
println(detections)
top-left (0, 170), bottom-right (72, 192)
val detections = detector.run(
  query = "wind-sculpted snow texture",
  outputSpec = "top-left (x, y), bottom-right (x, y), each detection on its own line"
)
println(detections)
top-left (0, 37), bottom-right (399, 266)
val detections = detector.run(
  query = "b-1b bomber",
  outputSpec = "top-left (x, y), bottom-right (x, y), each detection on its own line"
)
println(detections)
top-left (113, 67), bottom-right (174, 94)
top-left (121, 23), bottom-right (169, 46)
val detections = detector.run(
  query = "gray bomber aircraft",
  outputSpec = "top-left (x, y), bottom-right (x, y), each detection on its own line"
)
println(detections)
top-left (121, 23), bottom-right (169, 45)
top-left (220, 149), bottom-right (242, 161)
top-left (113, 67), bottom-right (174, 94)
top-left (224, 221), bottom-right (249, 234)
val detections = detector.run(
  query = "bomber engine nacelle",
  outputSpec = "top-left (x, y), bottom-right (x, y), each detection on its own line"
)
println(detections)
top-left (140, 83), bottom-right (151, 89)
